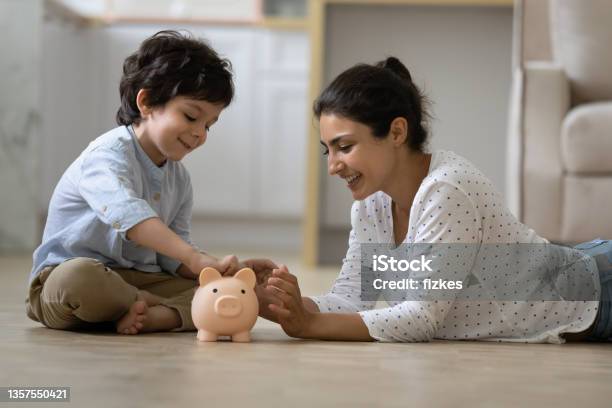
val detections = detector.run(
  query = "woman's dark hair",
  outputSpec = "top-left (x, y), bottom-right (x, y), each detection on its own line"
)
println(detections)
top-left (313, 57), bottom-right (430, 152)
top-left (116, 30), bottom-right (234, 126)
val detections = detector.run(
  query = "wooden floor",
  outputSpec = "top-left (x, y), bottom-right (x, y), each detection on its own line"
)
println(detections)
top-left (2, 252), bottom-right (612, 408)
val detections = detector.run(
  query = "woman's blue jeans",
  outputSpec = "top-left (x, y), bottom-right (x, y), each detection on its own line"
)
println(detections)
top-left (574, 239), bottom-right (612, 341)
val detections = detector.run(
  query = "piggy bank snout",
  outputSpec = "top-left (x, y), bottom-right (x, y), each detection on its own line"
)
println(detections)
top-left (214, 295), bottom-right (243, 317)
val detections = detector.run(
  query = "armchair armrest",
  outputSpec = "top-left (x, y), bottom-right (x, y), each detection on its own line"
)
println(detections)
top-left (523, 62), bottom-right (570, 162)
top-left (519, 62), bottom-right (570, 241)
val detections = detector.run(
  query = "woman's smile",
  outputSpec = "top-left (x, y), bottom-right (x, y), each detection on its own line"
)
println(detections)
top-left (345, 173), bottom-right (362, 189)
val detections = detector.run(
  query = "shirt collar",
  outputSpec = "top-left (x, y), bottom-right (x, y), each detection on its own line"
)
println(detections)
top-left (126, 125), bottom-right (166, 181)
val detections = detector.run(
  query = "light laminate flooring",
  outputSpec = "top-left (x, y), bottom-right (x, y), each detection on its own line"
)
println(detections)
top-left (2, 252), bottom-right (612, 408)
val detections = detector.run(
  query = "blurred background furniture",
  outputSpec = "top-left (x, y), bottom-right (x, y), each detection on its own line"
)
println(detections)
top-left (508, 0), bottom-right (612, 243)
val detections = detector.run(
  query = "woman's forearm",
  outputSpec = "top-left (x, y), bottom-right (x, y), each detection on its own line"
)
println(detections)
top-left (266, 267), bottom-right (373, 341)
top-left (304, 312), bottom-right (374, 341)
top-left (302, 297), bottom-right (320, 313)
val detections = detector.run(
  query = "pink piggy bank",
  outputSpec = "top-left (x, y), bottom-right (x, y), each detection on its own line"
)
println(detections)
top-left (191, 267), bottom-right (259, 342)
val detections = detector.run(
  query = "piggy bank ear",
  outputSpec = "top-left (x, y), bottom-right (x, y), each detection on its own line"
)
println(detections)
top-left (234, 268), bottom-right (256, 288)
top-left (199, 267), bottom-right (223, 287)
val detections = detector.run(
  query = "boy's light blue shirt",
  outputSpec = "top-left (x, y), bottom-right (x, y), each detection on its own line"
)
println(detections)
top-left (30, 125), bottom-right (196, 283)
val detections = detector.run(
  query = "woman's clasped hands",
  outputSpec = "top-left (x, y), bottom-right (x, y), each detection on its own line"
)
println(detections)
top-left (265, 265), bottom-right (315, 338)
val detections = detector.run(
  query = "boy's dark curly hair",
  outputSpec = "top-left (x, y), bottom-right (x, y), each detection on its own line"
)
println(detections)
top-left (116, 30), bottom-right (234, 126)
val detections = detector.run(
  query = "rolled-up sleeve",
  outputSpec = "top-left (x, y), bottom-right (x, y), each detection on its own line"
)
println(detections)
top-left (78, 146), bottom-right (158, 238)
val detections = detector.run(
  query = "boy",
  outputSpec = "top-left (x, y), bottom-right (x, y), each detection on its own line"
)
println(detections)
top-left (27, 30), bottom-right (277, 335)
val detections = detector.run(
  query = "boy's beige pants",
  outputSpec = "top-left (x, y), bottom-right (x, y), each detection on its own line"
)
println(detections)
top-left (26, 257), bottom-right (197, 331)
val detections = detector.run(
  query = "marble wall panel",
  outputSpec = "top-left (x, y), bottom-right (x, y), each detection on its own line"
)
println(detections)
top-left (0, 0), bottom-right (43, 252)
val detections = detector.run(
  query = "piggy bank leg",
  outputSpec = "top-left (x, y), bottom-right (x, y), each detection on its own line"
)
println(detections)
top-left (231, 331), bottom-right (251, 343)
top-left (197, 329), bottom-right (218, 342)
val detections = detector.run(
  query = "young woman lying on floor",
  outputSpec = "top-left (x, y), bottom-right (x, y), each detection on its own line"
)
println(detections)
top-left (263, 57), bottom-right (610, 343)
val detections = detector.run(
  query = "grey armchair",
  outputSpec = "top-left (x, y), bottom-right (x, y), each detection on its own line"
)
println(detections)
top-left (507, 0), bottom-right (612, 243)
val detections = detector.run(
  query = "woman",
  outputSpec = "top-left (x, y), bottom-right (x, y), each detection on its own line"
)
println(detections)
top-left (264, 57), bottom-right (611, 343)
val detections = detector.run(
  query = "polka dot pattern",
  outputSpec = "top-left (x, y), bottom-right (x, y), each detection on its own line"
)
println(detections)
top-left (311, 151), bottom-right (600, 343)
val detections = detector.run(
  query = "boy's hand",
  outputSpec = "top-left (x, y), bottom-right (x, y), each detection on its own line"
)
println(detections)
top-left (184, 252), bottom-right (239, 280)
top-left (216, 254), bottom-right (240, 275)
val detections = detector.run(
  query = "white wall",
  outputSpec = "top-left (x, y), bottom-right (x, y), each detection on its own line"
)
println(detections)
top-left (41, 23), bottom-right (99, 211)
top-left (318, 4), bottom-right (514, 262)
top-left (39, 20), bottom-right (309, 252)
top-left (0, 0), bottom-right (43, 252)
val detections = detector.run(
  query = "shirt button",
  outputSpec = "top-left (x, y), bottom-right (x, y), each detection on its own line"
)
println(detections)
top-left (153, 192), bottom-right (161, 201)
top-left (112, 222), bottom-right (121, 230)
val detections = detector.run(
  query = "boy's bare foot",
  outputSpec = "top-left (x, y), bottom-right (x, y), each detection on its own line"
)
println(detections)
top-left (116, 290), bottom-right (161, 335)
top-left (116, 290), bottom-right (182, 334)
top-left (116, 300), bottom-right (148, 334)
top-left (139, 305), bottom-right (182, 333)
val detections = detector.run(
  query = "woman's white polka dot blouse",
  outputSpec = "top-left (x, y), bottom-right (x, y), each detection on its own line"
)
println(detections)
top-left (311, 150), bottom-right (600, 343)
